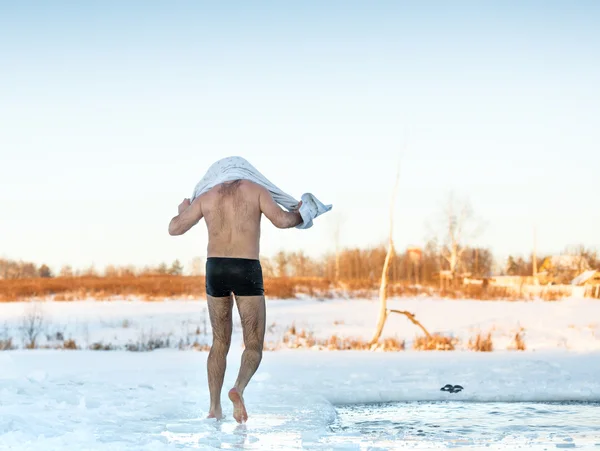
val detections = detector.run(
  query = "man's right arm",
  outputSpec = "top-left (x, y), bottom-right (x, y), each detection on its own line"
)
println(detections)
top-left (258, 187), bottom-right (303, 229)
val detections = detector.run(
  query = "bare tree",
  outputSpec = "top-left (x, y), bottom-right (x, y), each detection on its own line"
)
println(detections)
top-left (59, 265), bottom-right (73, 277)
top-left (369, 165), bottom-right (434, 346)
top-left (104, 265), bottom-right (118, 277)
top-left (169, 260), bottom-right (184, 276)
top-left (82, 264), bottom-right (98, 277)
top-left (157, 262), bottom-right (168, 275)
top-left (332, 212), bottom-right (345, 283)
top-left (274, 251), bottom-right (288, 277)
top-left (370, 165), bottom-right (400, 345)
top-left (189, 257), bottom-right (205, 276)
top-left (439, 193), bottom-right (484, 277)
top-left (289, 251), bottom-right (311, 277)
top-left (21, 303), bottom-right (45, 349)
top-left (532, 225), bottom-right (539, 284)
top-left (260, 257), bottom-right (275, 278)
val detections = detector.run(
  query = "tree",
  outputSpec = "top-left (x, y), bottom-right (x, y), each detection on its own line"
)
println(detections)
top-left (157, 262), bottom-right (168, 275)
top-left (370, 164), bottom-right (400, 345)
top-left (332, 212), bottom-right (345, 283)
top-left (82, 265), bottom-right (98, 277)
top-left (104, 265), bottom-right (118, 277)
top-left (39, 264), bottom-right (53, 278)
top-left (260, 257), bottom-right (276, 278)
top-left (289, 251), bottom-right (311, 277)
top-left (169, 259), bottom-right (183, 276)
top-left (367, 164), bottom-right (434, 346)
top-left (189, 257), bottom-right (204, 276)
top-left (274, 251), bottom-right (288, 277)
top-left (506, 256), bottom-right (518, 275)
top-left (59, 265), bottom-right (73, 277)
top-left (459, 247), bottom-right (493, 277)
top-left (439, 194), bottom-right (484, 277)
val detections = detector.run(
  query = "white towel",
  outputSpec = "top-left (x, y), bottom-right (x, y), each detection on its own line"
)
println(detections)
top-left (191, 156), bottom-right (332, 229)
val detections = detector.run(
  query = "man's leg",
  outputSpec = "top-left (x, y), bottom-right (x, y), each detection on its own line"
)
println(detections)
top-left (206, 294), bottom-right (233, 420)
top-left (228, 295), bottom-right (266, 423)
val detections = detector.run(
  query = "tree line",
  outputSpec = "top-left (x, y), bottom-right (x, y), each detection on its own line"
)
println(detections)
top-left (0, 258), bottom-right (185, 279)
top-left (2, 244), bottom-right (597, 283)
top-left (2, 193), bottom-right (597, 283)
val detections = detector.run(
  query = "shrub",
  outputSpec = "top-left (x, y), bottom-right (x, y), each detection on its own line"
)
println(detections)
top-left (468, 332), bottom-right (493, 352)
top-left (413, 334), bottom-right (458, 351)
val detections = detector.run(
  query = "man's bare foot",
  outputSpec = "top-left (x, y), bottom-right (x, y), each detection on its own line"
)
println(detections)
top-left (228, 388), bottom-right (248, 423)
top-left (207, 408), bottom-right (223, 420)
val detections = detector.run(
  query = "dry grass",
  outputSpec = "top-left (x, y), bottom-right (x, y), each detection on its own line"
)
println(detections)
top-left (62, 339), bottom-right (78, 350)
top-left (0, 275), bottom-right (330, 302)
top-left (0, 275), bottom-right (577, 302)
top-left (468, 332), bottom-right (494, 352)
top-left (191, 342), bottom-right (211, 352)
top-left (0, 337), bottom-right (14, 350)
top-left (508, 328), bottom-right (527, 351)
top-left (270, 323), bottom-right (405, 351)
top-left (89, 342), bottom-right (115, 351)
top-left (412, 333), bottom-right (458, 351)
top-left (0, 276), bottom-right (206, 302)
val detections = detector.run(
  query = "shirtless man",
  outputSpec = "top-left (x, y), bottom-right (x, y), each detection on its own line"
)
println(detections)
top-left (168, 179), bottom-right (302, 423)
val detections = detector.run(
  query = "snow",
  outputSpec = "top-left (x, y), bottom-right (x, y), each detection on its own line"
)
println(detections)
top-left (572, 270), bottom-right (598, 285)
top-left (2, 297), bottom-right (600, 351)
top-left (1, 350), bottom-right (600, 450)
top-left (2, 297), bottom-right (600, 449)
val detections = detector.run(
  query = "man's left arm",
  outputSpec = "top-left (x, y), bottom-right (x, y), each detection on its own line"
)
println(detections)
top-left (168, 197), bottom-right (203, 236)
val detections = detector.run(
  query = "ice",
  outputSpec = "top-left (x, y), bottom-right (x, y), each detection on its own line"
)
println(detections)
top-left (1, 350), bottom-right (600, 450)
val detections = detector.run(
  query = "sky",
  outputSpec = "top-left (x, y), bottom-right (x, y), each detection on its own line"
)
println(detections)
top-left (1, 1), bottom-right (599, 273)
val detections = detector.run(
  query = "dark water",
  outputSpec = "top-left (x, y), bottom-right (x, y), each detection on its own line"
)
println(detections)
top-left (324, 402), bottom-right (600, 450)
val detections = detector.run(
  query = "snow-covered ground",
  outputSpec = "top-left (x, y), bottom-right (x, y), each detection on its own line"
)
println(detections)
top-left (1, 296), bottom-right (600, 351)
top-left (2, 297), bottom-right (600, 449)
top-left (1, 350), bottom-right (600, 450)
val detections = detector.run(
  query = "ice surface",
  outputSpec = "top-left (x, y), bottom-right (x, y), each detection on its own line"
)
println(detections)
top-left (1, 350), bottom-right (600, 450)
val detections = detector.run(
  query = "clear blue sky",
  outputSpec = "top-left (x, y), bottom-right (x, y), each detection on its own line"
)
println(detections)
top-left (1, 1), bottom-right (599, 273)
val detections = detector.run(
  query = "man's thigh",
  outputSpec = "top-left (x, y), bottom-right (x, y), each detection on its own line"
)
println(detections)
top-left (234, 295), bottom-right (266, 344)
top-left (207, 295), bottom-right (234, 342)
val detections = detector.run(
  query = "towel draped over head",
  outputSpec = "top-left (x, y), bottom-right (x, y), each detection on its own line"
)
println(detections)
top-left (191, 156), bottom-right (332, 229)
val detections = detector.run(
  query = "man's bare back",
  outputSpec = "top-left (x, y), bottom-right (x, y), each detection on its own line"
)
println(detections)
top-left (168, 179), bottom-right (302, 423)
top-left (168, 179), bottom-right (302, 257)
top-left (201, 180), bottom-right (262, 259)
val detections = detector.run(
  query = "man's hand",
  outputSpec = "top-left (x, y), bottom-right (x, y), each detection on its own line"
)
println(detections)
top-left (178, 198), bottom-right (191, 214)
top-left (292, 200), bottom-right (303, 212)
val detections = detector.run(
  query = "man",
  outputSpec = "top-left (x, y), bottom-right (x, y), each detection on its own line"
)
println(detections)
top-left (168, 179), bottom-right (302, 423)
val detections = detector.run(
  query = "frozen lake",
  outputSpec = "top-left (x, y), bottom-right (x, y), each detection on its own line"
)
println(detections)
top-left (2, 350), bottom-right (600, 450)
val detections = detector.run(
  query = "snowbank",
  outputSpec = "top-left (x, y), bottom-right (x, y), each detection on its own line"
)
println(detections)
top-left (1, 297), bottom-right (600, 351)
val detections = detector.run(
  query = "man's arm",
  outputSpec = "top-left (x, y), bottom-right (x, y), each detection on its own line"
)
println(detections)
top-left (259, 187), bottom-right (303, 229)
top-left (168, 197), bottom-right (203, 236)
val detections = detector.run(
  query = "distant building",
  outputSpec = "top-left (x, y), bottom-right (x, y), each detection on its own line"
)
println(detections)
top-left (571, 270), bottom-right (600, 286)
top-left (537, 255), bottom-right (591, 284)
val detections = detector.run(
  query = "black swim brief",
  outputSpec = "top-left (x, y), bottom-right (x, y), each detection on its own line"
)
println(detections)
top-left (205, 257), bottom-right (265, 297)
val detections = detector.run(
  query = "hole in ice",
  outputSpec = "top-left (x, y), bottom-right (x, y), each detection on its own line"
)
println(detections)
top-left (325, 401), bottom-right (600, 448)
